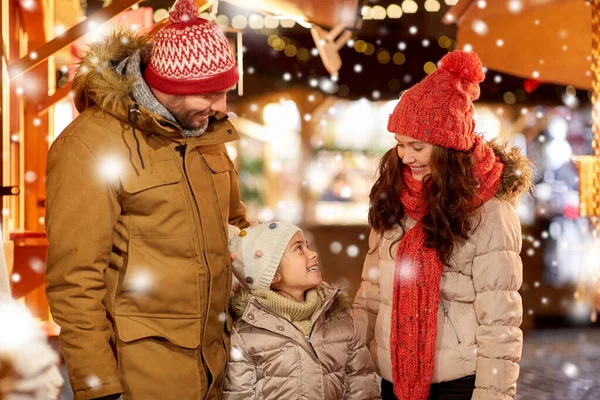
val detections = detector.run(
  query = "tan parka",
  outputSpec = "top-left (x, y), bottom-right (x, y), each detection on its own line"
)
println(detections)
top-left (354, 141), bottom-right (533, 400)
top-left (45, 32), bottom-right (249, 400)
top-left (224, 284), bottom-right (381, 400)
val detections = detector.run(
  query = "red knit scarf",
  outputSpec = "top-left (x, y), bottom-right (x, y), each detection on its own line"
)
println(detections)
top-left (391, 136), bottom-right (505, 400)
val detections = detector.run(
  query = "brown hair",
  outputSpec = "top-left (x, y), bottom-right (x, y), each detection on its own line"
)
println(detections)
top-left (368, 145), bottom-right (482, 266)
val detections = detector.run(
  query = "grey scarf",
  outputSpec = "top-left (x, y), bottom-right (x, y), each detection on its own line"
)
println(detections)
top-left (116, 50), bottom-right (205, 137)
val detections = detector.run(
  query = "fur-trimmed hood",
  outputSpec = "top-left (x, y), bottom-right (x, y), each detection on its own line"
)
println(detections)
top-left (229, 282), bottom-right (354, 321)
top-left (487, 139), bottom-right (534, 205)
top-left (73, 30), bottom-right (152, 118)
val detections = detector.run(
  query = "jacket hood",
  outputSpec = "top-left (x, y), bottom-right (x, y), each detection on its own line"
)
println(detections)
top-left (229, 283), bottom-right (353, 320)
top-left (487, 139), bottom-right (534, 205)
top-left (73, 30), bottom-right (151, 119)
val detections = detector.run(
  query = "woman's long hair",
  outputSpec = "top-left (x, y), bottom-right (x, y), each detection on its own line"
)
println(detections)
top-left (368, 145), bottom-right (482, 267)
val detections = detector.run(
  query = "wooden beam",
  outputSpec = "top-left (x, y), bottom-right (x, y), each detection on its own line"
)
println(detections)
top-left (35, 83), bottom-right (72, 115)
top-left (8, 0), bottom-right (143, 80)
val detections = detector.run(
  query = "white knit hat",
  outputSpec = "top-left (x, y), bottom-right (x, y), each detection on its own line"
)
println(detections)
top-left (228, 222), bottom-right (301, 290)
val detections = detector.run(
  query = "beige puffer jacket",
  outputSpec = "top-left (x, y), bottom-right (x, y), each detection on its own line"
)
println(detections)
top-left (224, 283), bottom-right (381, 400)
top-left (354, 141), bottom-right (533, 400)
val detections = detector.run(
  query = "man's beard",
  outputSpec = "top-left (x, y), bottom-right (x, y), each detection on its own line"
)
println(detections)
top-left (172, 110), bottom-right (211, 137)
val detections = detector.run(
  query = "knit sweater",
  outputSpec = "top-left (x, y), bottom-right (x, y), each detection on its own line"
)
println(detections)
top-left (251, 288), bottom-right (325, 336)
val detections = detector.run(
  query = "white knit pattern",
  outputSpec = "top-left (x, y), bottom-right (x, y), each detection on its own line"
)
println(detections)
top-left (151, 20), bottom-right (236, 79)
top-left (228, 222), bottom-right (301, 290)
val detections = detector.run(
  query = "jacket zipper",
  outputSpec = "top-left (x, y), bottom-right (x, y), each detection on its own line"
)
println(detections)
top-left (440, 299), bottom-right (462, 344)
top-left (174, 142), bottom-right (211, 336)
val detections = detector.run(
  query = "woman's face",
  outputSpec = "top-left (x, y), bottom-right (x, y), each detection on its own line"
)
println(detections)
top-left (395, 134), bottom-right (434, 182)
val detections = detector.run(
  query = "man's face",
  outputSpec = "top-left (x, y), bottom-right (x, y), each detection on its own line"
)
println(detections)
top-left (152, 88), bottom-right (229, 132)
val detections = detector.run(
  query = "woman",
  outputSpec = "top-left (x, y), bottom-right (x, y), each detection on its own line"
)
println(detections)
top-left (353, 50), bottom-right (532, 400)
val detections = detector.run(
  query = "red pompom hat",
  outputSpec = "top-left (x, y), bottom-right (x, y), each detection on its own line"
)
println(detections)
top-left (143, 0), bottom-right (239, 95)
top-left (387, 50), bottom-right (485, 151)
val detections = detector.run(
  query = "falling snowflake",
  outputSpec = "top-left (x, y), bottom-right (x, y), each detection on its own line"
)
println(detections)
top-left (283, 72), bottom-right (291, 81)
top-left (472, 19), bottom-right (489, 36)
top-left (541, 297), bottom-right (549, 305)
top-left (330, 242), bottom-right (343, 254)
top-left (507, 0), bottom-right (523, 13)
top-left (29, 257), bottom-right (44, 274)
top-left (218, 312), bottom-right (227, 322)
top-left (129, 269), bottom-right (153, 293)
top-left (347, 245), bottom-right (360, 258)
top-left (562, 362), bottom-right (579, 378)
top-left (359, 233), bottom-right (366, 240)
top-left (86, 375), bottom-right (102, 388)
top-left (494, 75), bottom-right (502, 83)
top-left (354, 64), bottom-right (363, 73)
top-left (534, 281), bottom-right (540, 288)
top-left (98, 155), bottom-right (123, 180)
top-left (368, 267), bottom-right (379, 280)
top-left (230, 346), bottom-right (244, 361)
top-left (11, 273), bottom-right (21, 283)
top-left (24, 171), bottom-right (37, 183)
top-left (396, 257), bottom-right (415, 283)
top-left (526, 248), bottom-right (534, 256)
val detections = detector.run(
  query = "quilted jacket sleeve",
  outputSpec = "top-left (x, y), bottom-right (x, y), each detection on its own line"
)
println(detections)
top-left (353, 229), bottom-right (381, 347)
top-left (472, 200), bottom-right (524, 400)
top-left (223, 327), bottom-right (257, 400)
top-left (345, 313), bottom-right (382, 400)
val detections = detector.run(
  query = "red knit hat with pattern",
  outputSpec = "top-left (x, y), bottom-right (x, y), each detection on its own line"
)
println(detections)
top-left (143, 0), bottom-right (239, 95)
top-left (387, 50), bottom-right (485, 151)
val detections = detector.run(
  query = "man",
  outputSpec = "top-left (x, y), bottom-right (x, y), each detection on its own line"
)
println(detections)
top-left (45, 0), bottom-right (249, 398)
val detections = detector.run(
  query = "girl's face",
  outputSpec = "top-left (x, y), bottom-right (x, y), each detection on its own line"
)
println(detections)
top-left (395, 134), bottom-right (434, 182)
top-left (272, 231), bottom-right (322, 299)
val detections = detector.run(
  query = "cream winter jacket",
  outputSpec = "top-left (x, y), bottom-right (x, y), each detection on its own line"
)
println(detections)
top-left (354, 141), bottom-right (533, 400)
top-left (224, 283), bottom-right (381, 400)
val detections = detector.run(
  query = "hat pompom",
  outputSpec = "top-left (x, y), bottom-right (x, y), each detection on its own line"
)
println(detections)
top-left (169, 0), bottom-right (199, 24)
top-left (438, 50), bottom-right (485, 84)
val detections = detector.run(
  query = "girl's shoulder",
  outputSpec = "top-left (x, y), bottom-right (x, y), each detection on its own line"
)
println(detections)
top-left (321, 283), bottom-right (354, 319)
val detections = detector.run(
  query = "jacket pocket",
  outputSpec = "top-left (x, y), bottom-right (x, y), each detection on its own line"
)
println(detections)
top-left (116, 234), bottom-right (200, 316)
top-left (120, 162), bottom-right (181, 193)
top-left (115, 315), bottom-right (201, 348)
top-left (119, 161), bottom-right (188, 237)
top-left (202, 152), bottom-right (233, 224)
top-left (441, 299), bottom-right (464, 345)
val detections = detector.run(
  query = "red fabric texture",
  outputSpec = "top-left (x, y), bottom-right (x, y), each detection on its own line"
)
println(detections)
top-left (390, 117), bottom-right (505, 398)
top-left (143, 0), bottom-right (238, 95)
top-left (387, 50), bottom-right (485, 151)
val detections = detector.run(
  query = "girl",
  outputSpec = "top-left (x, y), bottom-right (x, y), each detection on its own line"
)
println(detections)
top-left (224, 222), bottom-right (380, 399)
top-left (354, 50), bottom-right (532, 400)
